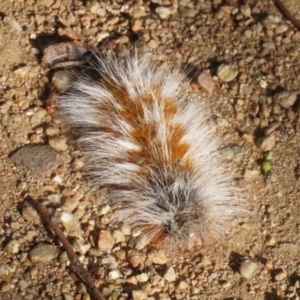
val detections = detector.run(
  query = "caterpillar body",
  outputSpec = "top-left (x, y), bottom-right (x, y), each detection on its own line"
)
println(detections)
top-left (56, 51), bottom-right (243, 250)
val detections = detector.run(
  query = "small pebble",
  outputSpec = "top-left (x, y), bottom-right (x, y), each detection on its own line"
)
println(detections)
top-left (127, 250), bottom-right (146, 268)
top-left (201, 255), bottom-right (211, 266)
top-left (42, 0), bottom-right (54, 8)
top-left (155, 6), bottom-right (172, 19)
top-left (63, 294), bottom-right (73, 300)
top-left (132, 290), bottom-right (148, 300)
top-left (17, 280), bottom-right (28, 291)
top-left (131, 19), bottom-right (142, 31)
top-left (52, 174), bottom-right (63, 184)
top-left (99, 204), bottom-right (111, 215)
top-left (263, 122), bottom-right (281, 134)
top-left (262, 42), bottom-right (275, 50)
top-left (5, 240), bottom-right (20, 254)
top-left (220, 281), bottom-right (231, 288)
top-left (48, 136), bottom-right (69, 151)
top-left (21, 200), bottom-right (40, 222)
top-left (10, 18), bottom-right (23, 33)
top-left (134, 234), bottom-right (148, 250)
top-left (29, 243), bottom-right (60, 263)
top-left (197, 72), bottom-right (215, 94)
top-left (131, 8), bottom-right (147, 18)
top-left (14, 66), bottom-right (31, 77)
top-left (30, 47), bottom-right (40, 55)
top-left (0, 265), bottom-right (13, 277)
top-left (114, 249), bottom-right (126, 261)
top-left (136, 273), bottom-right (148, 282)
top-left (1, 281), bottom-right (13, 292)
top-left (98, 230), bottom-right (115, 253)
top-left (275, 24), bottom-right (288, 34)
top-left (112, 230), bottom-right (126, 244)
top-left (58, 209), bottom-right (83, 240)
top-left (259, 80), bottom-right (268, 89)
top-left (220, 145), bottom-right (244, 161)
top-left (265, 260), bottom-right (274, 270)
top-left (32, 107), bottom-right (48, 120)
top-left (256, 135), bottom-right (276, 151)
top-left (157, 293), bottom-right (171, 300)
top-left (121, 224), bottom-right (131, 235)
top-left (45, 125), bottom-right (60, 137)
top-left (72, 158), bottom-right (84, 170)
top-left (215, 116), bottom-right (229, 127)
top-left (108, 270), bottom-right (122, 280)
top-left (62, 194), bottom-right (80, 212)
top-left (239, 260), bottom-right (258, 279)
top-left (274, 91), bottom-right (297, 109)
top-left (164, 266), bottom-right (176, 282)
top-left (97, 8), bottom-right (106, 17)
top-left (148, 249), bottom-right (168, 265)
top-left (265, 236), bottom-right (276, 246)
top-left (178, 6), bottom-right (198, 18)
top-left (89, 1), bottom-right (100, 14)
top-left (100, 255), bottom-right (118, 269)
top-left (244, 169), bottom-right (260, 179)
top-left (88, 248), bottom-right (104, 257)
top-left (217, 64), bottom-right (238, 82)
top-left (240, 5), bottom-right (251, 17)
top-left (275, 271), bottom-right (288, 281)
top-left (148, 39), bottom-right (160, 49)
top-left (47, 194), bottom-right (61, 205)
top-left (243, 133), bottom-right (253, 143)
top-left (177, 280), bottom-right (189, 290)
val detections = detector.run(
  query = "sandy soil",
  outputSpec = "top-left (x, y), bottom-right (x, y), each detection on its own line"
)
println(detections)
top-left (0, 0), bottom-right (300, 299)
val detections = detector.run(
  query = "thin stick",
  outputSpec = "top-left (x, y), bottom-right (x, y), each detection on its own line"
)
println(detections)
top-left (273, 0), bottom-right (300, 30)
top-left (28, 199), bottom-right (106, 300)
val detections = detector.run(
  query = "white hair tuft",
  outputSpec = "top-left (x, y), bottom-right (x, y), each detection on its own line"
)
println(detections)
top-left (57, 51), bottom-right (245, 251)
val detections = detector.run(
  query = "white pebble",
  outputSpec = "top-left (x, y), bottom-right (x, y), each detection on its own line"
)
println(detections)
top-left (239, 260), bottom-right (258, 279)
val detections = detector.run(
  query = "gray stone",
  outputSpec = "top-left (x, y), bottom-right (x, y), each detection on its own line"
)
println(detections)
top-left (10, 145), bottom-right (57, 175)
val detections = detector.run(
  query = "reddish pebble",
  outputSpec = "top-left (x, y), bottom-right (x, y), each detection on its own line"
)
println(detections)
top-left (197, 72), bottom-right (215, 94)
top-left (265, 260), bottom-right (274, 270)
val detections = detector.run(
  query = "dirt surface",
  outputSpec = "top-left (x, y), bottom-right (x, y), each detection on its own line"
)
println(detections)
top-left (0, 0), bottom-right (300, 299)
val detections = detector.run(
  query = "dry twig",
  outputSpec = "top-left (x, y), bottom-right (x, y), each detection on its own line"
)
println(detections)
top-left (273, 0), bottom-right (300, 30)
top-left (29, 199), bottom-right (106, 300)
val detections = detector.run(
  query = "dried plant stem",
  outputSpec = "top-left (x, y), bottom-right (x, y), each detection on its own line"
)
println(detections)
top-left (273, 0), bottom-right (300, 30)
top-left (29, 199), bottom-right (106, 300)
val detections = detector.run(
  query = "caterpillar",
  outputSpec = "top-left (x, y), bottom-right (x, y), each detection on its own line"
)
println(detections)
top-left (54, 50), bottom-right (244, 250)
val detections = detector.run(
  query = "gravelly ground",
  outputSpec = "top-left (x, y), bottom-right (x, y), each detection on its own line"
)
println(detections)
top-left (1, 0), bottom-right (300, 299)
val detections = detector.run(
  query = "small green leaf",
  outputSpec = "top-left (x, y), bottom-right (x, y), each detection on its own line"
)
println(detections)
top-left (262, 160), bottom-right (272, 176)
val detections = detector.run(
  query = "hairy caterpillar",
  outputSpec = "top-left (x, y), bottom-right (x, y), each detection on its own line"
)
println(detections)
top-left (55, 50), bottom-right (244, 250)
